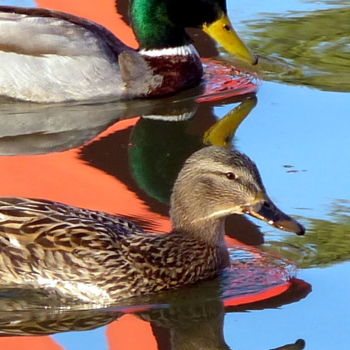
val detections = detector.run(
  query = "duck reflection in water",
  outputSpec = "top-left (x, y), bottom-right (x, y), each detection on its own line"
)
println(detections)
top-left (0, 275), bottom-right (309, 350)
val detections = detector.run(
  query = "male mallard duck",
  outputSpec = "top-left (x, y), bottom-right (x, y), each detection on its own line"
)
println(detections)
top-left (0, 146), bottom-right (304, 304)
top-left (0, 0), bottom-right (257, 103)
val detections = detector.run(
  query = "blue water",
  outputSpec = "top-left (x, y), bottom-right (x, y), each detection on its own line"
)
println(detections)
top-left (0, 0), bottom-right (35, 6)
top-left (225, 263), bottom-right (350, 349)
top-left (221, 82), bottom-right (350, 221)
top-left (53, 327), bottom-right (107, 350)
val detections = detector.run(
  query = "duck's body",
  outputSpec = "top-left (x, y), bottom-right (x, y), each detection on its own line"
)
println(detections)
top-left (0, 147), bottom-right (304, 304)
top-left (0, 6), bottom-right (201, 102)
top-left (0, 1), bottom-right (256, 103)
top-left (0, 198), bottom-right (226, 303)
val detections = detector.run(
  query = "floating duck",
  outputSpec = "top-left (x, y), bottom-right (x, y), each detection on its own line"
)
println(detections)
top-left (0, 0), bottom-right (257, 102)
top-left (0, 146), bottom-right (304, 304)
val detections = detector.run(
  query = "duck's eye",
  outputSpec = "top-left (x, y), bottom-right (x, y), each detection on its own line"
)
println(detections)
top-left (226, 172), bottom-right (237, 180)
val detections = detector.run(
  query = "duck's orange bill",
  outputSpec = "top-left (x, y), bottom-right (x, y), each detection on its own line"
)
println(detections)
top-left (203, 13), bottom-right (257, 65)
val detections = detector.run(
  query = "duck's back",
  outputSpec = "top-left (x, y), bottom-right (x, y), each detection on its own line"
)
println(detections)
top-left (0, 7), bottom-right (134, 102)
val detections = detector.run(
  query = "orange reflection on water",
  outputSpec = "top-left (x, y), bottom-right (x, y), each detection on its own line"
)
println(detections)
top-left (0, 118), bottom-right (170, 231)
top-left (107, 315), bottom-right (158, 350)
top-left (0, 337), bottom-right (62, 350)
top-left (36, 0), bottom-right (138, 48)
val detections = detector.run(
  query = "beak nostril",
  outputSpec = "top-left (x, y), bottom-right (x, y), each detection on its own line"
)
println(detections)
top-left (252, 54), bottom-right (259, 66)
top-left (263, 201), bottom-right (272, 209)
top-left (241, 207), bottom-right (250, 214)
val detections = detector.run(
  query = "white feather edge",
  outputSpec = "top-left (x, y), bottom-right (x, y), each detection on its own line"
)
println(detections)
top-left (139, 44), bottom-right (199, 58)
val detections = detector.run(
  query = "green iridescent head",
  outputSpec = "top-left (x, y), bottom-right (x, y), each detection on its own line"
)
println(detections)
top-left (129, 0), bottom-right (256, 65)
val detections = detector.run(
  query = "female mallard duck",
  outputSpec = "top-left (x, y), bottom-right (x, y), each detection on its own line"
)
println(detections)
top-left (0, 146), bottom-right (304, 304)
top-left (0, 0), bottom-right (257, 103)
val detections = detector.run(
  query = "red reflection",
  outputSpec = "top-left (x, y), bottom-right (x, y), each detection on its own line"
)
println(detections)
top-left (223, 282), bottom-right (291, 307)
top-left (0, 336), bottom-right (62, 350)
top-left (107, 315), bottom-right (158, 350)
top-left (36, 0), bottom-right (138, 48)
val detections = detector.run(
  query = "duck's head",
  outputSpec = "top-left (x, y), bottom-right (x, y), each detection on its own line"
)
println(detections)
top-left (130, 0), bottom-right (257, 65)
top-left (170, 146), bottom-right (305, 239)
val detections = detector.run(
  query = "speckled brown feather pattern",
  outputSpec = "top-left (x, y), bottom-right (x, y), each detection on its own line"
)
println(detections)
top-left (0, 197), bottom-right (224, 304)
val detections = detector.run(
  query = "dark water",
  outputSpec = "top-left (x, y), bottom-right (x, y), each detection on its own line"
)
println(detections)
top-left (0, 0), bottom-right (349, 349)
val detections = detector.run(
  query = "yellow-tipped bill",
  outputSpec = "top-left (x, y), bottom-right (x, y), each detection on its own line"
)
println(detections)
top-left (203, 13), bottom-right (257, 65)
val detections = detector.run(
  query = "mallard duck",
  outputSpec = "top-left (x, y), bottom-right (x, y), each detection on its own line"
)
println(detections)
top-left (0, 146), bottom-right (304, 304)
top-left (0, 0), bottom-right (257, 103)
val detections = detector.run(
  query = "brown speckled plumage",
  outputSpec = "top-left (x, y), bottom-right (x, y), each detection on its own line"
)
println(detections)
top-left (0, 146), bottom-right (304, 305)
top-left (0, 197), bottom-right (224, 303)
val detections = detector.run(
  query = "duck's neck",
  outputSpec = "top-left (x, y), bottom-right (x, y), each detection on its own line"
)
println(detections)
top-left (171, 211), bottom-right (227, 248)
top-left (170, 213), bottom-right (230, 273)
top-left (130, 0), bottom-right (191, 49)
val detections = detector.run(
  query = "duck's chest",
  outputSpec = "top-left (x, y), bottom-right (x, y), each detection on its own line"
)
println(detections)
top-left (115, 240), bottom-right (229, 296)
top-left (140, 46), bottom-right (203, 96)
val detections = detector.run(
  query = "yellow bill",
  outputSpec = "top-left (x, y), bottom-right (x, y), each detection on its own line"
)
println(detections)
top-left (203, 97), bottom-right (257, 146)
top-left (203, 13), bottom-right (258, 66)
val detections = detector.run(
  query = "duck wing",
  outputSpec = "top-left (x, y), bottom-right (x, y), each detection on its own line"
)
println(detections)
top-left (0, 197), bottom-right (143, 243)
top-left (0, 6), bottom-right (133, 102)
top-left (0, 197), bottom-right (149, 302)
top-left (0, 6), bottom-right (127, 56)
top-left (0, 197), bottom-right (144, 293)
